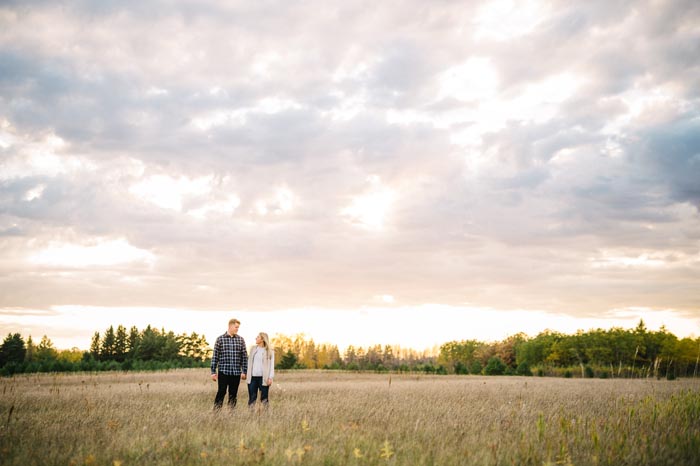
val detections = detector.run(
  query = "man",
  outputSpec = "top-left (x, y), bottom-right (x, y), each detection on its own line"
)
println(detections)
top-left (211, 318), bottom-right (248, 410)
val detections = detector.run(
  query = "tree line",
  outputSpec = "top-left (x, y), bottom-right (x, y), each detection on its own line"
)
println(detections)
top-left (272, 333), bottom-right (439, 372)
top-left (271, 320), bottom-right (700, 379)
top-left (2, 320), bottom-right (698, 378)
top-left (0, 325), bottom-right (211, 376)
top-left (440, 320), bottom-right (700, 379)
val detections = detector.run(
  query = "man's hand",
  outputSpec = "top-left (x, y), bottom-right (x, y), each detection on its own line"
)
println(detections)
top-left (241, 373), bottom-right (246, 381)
top-left (266, 378), bottom-right (273, 386)
top-left (211, 373), bottom-right (217, 382)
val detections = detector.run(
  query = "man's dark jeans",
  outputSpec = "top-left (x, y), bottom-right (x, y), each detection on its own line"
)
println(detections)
top-left (214, 372), bottom-right (241, 409)
top-left (247, 376), bottom-right (269, 406)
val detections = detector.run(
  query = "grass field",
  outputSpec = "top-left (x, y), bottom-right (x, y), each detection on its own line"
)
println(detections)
top-left (1, 370), bottom-right (699, 465)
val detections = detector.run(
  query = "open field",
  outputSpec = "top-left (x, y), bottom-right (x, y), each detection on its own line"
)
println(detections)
top-left (1, 370), bottom-right (699, 465)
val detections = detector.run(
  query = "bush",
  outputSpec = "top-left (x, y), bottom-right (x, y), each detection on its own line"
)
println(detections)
top-left (469, 361), bottom-right (483, 375)
top-left (484, 357), bottom-right (506, 376)
top-left (516, 362), bottom-right (533, 376)
top-left (584, 366), bottom-right (595, 378)
top-left (564, 370), bottom-right (573, 378)
top-left (537, 368), bottom-right (545, 377)
top-left (454, 361), bottom-right (469, 375)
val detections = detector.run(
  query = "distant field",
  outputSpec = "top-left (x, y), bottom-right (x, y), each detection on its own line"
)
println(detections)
top-left (1, 370), bottom-right (699, 465)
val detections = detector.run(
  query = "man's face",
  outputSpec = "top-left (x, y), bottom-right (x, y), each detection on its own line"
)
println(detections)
top-left (229, 323), bottom-right (240, 335)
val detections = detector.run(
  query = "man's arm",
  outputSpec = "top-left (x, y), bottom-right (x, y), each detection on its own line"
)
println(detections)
top-left (210, 336), bottom-right (220, 380)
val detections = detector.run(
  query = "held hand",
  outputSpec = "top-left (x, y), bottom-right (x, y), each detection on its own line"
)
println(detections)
top-left (211, 374), bottom-right (217, 382)
top-left (267, 378), bottom-right (273, 386)
top-left (241, 373), bottom-right (246, 380)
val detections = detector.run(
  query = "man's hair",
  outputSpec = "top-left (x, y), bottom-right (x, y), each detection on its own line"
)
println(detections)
top-left (228, 318), bottom-right (241, 326)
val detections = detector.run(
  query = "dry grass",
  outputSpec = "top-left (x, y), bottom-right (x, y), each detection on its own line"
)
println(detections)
top-left (1, 370), bottom-right (699, 465)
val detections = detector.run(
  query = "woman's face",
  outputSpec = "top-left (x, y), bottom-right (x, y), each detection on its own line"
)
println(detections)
top-left (256, 334), bottom-right (262, 345)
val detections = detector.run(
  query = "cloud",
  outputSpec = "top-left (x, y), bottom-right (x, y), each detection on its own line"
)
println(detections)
top-left (0, 0), bottom-right (698, 335)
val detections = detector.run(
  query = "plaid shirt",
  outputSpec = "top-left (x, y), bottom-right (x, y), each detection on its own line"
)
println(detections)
top-left (211, 332), bottom-right (248, 375)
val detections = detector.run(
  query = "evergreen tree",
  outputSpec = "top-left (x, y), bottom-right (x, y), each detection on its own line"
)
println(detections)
top-left (278, 350), bottom-right (297, 369)
top-left (25, 335), bottom-right (35, 362)
top-left (139, 325), bottom-right (159, 360)
top-left (0, 333), bottom-right (26, 366)
top-left (127, 326), bottom-right (140, 359)
top-left (90, 332), bottom-right (101, 360)
top-left (101, 326), bottom-right (116, 360)
top-left (159, 330), bottom-right (180, 361)
top-left (114, 325), bottom-right (128, 362)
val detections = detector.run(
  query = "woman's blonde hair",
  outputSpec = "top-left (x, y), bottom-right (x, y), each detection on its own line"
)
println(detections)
top-left (258, 332), bottom-right (273, 359)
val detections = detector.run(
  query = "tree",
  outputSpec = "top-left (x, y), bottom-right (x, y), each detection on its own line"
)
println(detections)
top-left (439, 340), bottom-right (481, 373)
top-left (0, 333), bottom-right (26, 366)
top-left (127, 326), bottom-right (140, 358)
top-left (159, 330), bottom-right (181, 361)
top-left (138, 326), bottom-right (160, 361)
top-left (496, 333), bottom-right (527, 369)
top-left (278, 350), bottom-right (298, 369)
top-left (178, 332), bottom-right (211, 361)
top-left (90, 332), bottom-right (101, 360)
top-left (36, 335), bottom-right (58, 362)
top-left (25, 335), bottom-right (35, 362)
top-left (101, 326), bottom-right (116, 360)
top-left (114, 325), bottom-right (128, 362)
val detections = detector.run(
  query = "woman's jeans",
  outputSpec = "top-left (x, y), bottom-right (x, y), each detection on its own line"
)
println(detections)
top-left (248, 376), bottom-right (269, 405)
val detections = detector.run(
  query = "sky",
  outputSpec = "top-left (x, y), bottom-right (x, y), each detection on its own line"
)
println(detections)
top-left (1, 0), bottom-right (699, 351)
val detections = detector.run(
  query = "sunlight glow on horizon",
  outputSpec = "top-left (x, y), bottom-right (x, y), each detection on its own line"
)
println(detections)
top-left (2, 305), bottom-right (697, 352)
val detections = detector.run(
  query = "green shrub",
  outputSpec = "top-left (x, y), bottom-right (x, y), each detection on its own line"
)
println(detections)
top-left (516, 362), bottom-right (533, 376)
top-left (484, 357), bottom-right (506, 375)
top-left (469, 361), bottom-right (483, 375)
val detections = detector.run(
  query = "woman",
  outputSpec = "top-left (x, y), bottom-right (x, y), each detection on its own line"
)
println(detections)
top-left (247, 332), bottom-right (275, 407)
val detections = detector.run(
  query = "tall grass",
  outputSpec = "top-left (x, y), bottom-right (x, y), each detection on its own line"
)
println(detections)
top-left (1, 370), bottom-right (698, 465)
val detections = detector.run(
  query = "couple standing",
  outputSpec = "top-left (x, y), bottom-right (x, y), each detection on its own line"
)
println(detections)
top-left (210, 318), bottom-right (275, 410)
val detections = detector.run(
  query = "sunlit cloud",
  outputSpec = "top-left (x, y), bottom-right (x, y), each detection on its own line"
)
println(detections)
top-left (0, 129), bottom-right (96, 181)
top-left (190, 97), bottom-right (304, 131)
top-left (129, 174), bottom-right (213, 211)
top-left (253, 188), bottom-right (297, 217)
top-left (187, 195), bottom-right (241, 219)
top-left (374, 294), bottom-right (396, 304)
top-left (341, 176), bottom-right (396, 230)
top-left (29, 238), bottom-right (155, 268)
top-left (23, 184), bottom-right (46, 201)
top-left (438, 57), bottom-right (500, 102)
top-left (589, 250), bottom-right (699, 270)
top-left (474, 0), bottom-right (550, 42)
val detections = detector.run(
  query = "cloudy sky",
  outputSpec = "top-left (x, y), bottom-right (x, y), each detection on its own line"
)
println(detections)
top-left (1, 0), bottom-right (699, 350)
